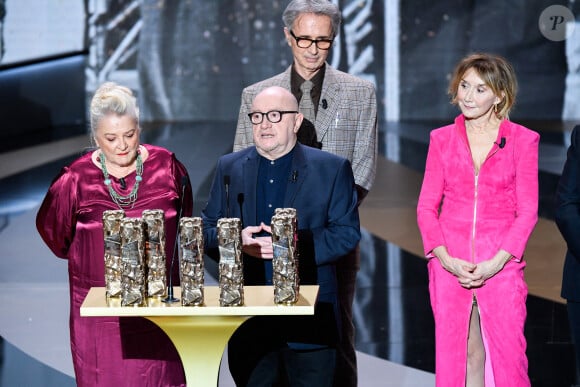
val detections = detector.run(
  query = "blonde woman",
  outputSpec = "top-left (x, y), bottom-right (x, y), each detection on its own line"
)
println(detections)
top-left (417, 53), bottom-right (538, 386)
top-left (37, 82), bottom-right (192, 386)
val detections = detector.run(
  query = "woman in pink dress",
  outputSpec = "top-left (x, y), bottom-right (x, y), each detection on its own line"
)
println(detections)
top-left (417, 53), bottom-right (538, 386)
top-left (36, 82), bottom-right (192, 386)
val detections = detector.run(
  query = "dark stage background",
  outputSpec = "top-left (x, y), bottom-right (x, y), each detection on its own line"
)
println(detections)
top-left (2, 0), bottom-right (580, 150)
top-left (133, 0), bottom-right (578, 122)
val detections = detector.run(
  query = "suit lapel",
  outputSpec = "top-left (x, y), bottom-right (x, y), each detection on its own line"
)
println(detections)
top-left (285, 144), bottom-right (309, 207)
top-left (315, 65), bottom-right (341, 142)
top-left (280, 67), bottom-right (292, 87)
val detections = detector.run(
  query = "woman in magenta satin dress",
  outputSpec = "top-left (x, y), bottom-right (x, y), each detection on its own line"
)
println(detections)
top-left (417, 53), bottom-right (538, 386)
top-left (36, 82), bottom-right (192, 386)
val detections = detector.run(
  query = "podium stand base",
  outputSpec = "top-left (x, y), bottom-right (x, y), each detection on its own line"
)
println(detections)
top-left (146, 315), bottom-right (249, 386)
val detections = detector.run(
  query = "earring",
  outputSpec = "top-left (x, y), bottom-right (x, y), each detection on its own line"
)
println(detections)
top-left (493, 103), bottom-right (498, 115)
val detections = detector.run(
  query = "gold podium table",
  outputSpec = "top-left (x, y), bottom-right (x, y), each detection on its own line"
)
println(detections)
top-left (80, 285), bottom-right (318, 386)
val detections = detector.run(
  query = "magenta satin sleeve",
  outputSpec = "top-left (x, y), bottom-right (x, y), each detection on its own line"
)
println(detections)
top-left (36, 166), bottom-right (78, 259)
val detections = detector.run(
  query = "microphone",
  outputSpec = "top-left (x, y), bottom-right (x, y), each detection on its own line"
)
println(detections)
top-left (119, 177), bottom-right (126, 190)
top-left (321, 99), bottom-right (328, 109)
top-left (163, 175), bottom-right (188, 303)
top-left (224, 175), bottom-right (231, 218)
top-left (291, 171), bottom-right (298, 183)
top-left (495, 137), bottom-right (506, 149)
top-left (237, 193), bottom-right (245, 225)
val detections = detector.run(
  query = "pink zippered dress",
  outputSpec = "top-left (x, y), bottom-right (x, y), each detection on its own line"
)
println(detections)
top-left (417, 114), bottom-right (539, 386)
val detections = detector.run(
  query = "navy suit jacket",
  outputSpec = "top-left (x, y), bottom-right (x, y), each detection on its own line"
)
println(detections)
top-left (556, 125), bottom-right (580, 301)
top-left (201, 142), bottom-right (360, 344)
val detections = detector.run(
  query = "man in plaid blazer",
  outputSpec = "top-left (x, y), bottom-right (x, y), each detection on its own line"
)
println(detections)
top-left (233, 1), bottom-right (378, 385)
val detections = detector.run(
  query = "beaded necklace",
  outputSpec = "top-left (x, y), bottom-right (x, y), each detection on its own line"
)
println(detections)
top-left (99, 151), bottom-right (143, 208)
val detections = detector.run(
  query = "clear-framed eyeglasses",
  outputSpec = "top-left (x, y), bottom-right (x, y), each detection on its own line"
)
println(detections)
top-left (248, 110), bottom-right (299, 125)
top-left (289, 30), bottom-right (333, 50)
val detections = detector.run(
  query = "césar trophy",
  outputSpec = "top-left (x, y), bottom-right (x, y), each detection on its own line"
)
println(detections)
top-left (217, 218), bottom-right (244, 306)
top-left (120, 217), bottom-right (146, 306)
top-left (102, 209), bottom-right (125, 298)
top-left (271, 208), bottom-right (300, 304)
top-left (179, 217), bottom-right (205, 306)
top-left (142, 209), bottom-right (167, 298)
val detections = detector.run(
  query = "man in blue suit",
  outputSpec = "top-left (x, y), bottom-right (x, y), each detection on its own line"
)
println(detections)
top-left (556, 125), bottom-right (580, 384)
top-left (202, 86), bottom-right (360, 386)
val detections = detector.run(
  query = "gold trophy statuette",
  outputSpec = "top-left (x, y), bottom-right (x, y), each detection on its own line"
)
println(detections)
top-left (217, 218), bottom-right (244, 306)
top-left (142, 209), bottom-right (167, 298)
top-left (120, 217), bottom-right (146, 306)
top-left (102, 209), bottom-right (125, 298)
top-left (271, 208), bottom-right (300, 304)
top-left (179, 217), bottom-right (205, 306)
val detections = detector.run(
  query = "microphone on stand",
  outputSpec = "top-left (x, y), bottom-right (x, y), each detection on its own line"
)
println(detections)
top-left (163, 175), bottom-right (188, 303)
top-left (237, 193), bottom-right (244, 225)
top-left (224, 175), bottom-right (231, 218)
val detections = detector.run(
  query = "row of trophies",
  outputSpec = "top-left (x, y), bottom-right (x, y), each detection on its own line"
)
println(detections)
top-left (102, 208), bottom-right (300, 307)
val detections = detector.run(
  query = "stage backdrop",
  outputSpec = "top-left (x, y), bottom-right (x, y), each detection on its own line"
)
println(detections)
top-left (2, 0), bottom-right (580, 123)
top-left (134, 0), bottom-right (578, 122)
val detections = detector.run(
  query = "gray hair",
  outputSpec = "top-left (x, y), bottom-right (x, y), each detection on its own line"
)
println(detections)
top-left (282, 0), bottom-right (341, 37)
top-left (89, 82), bottom-right (139, 136)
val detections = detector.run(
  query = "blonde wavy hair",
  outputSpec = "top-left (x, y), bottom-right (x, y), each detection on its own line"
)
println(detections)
top-left (448, 53), bottom-right (517, 119)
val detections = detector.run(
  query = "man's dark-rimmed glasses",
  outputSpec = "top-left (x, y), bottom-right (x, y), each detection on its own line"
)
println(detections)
top-left (289, 30), bottom-right (333, 50)
top-left (248, 110), bottom-right (299, 125)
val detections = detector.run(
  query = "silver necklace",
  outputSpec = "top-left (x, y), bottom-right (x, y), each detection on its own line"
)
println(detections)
top-left (100, 152), bottom-right (143, 208)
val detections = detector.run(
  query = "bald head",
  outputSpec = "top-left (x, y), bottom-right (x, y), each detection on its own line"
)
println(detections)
top-left (253, 86), bottom-right (299, 111)
top-left (250, 86), bottom-right (303, 160)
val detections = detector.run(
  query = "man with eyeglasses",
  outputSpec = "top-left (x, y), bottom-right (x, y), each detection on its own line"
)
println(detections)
top-left (202, 86), bottom-right (360, 386)
top-left (233, 1), bottom-right (377, 385)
